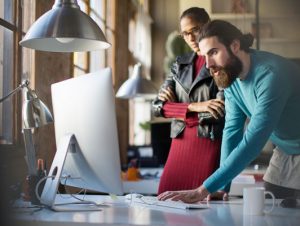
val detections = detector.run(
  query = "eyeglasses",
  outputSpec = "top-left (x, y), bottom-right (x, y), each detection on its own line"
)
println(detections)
top-left (180, 26), bottom-right (201, 38)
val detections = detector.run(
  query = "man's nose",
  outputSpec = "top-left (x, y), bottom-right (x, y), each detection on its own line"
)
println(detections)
top-left (206, 58), bottom-right (214, 68)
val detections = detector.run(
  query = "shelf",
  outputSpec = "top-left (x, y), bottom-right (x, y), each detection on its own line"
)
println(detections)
top-left (254, 38), bottom-right (300, 44)
top-left (210, 13), bottom-right (255, 20)
top-left (205, 0), bottom-right (300, 58)
top-left (260, 14), bottom-right (300, 19)
top-left (254, 41), bottom-right (300, 59)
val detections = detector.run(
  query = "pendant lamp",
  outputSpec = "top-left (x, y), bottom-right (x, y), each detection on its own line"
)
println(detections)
top-left (116, 63), bottom-right (157, 99)
top-left (19, 0), bottom-right (110, 52)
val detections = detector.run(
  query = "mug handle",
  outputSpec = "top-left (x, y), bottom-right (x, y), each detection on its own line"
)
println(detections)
top-left (264, 191), bottom-right (275, 214)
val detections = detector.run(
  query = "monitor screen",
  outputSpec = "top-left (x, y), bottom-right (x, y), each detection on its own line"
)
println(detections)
top-left (41, 68), bottom-right (123, 208)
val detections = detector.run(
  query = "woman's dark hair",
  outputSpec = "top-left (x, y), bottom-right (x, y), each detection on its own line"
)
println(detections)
top-left (199, 20), bottom-right (254, 52)
top-left (180, 7), bottom-right (210, 24)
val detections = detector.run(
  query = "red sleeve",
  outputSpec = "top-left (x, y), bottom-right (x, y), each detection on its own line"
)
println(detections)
top-left (162, 102), bottom-right (198, 124)
top-left (162, 102), bottom-right (188, 118)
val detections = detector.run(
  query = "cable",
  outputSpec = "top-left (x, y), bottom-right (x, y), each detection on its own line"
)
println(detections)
top-left (35, 175), bottom-right (54, 203)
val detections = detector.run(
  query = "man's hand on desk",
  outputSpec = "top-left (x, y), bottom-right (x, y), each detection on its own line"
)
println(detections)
top-left (157, 185), bottom-right (229, 203)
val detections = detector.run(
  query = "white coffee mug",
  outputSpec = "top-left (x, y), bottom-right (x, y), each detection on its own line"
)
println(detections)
top-left (243, 187), bottom-right (275, 215)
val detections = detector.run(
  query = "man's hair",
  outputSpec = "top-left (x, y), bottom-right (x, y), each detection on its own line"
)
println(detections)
top-left (199, 20), bottom-right (254, 52)
top-left (180, 7), bottom-right (210, 24)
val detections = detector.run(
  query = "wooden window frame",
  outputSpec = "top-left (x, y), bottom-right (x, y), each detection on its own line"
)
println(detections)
top-left (0, 0), bottom-right (23, 149)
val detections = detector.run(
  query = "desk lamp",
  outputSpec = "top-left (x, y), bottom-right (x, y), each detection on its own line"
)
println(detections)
top-left (0, 80), bottom-right (53, 203)
top-left (116, 63), bottom-right (157, 99)
top-left (19, 0), bottom-right (110, 52)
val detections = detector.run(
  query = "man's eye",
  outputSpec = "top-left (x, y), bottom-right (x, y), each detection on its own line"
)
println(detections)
top-left (210, 50), bottom-right (217, 55)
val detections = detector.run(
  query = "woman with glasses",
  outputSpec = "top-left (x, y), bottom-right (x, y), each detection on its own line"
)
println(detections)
top-left (152, 7), bottom-right (226, 199)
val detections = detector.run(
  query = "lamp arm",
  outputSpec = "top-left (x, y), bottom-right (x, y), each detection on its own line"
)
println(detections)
top-left (0, 80), bottom-right (29, 103)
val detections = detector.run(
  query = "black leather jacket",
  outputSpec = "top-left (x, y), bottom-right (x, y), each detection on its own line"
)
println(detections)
top-left (152, 52), bottom-right (225, 140)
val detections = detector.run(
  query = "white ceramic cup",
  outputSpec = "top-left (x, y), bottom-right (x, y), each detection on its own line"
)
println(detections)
top-left (243, 187), bottom-right (275, 215)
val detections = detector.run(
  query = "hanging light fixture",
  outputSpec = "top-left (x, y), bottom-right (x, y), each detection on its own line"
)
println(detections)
top-left (19, 0), bottom-right (110, 52)
top-left (116, 63), bottom-right (157, 99)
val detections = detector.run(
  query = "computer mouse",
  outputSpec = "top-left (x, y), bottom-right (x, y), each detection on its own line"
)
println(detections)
top-left (125, 193), bottom-right (143, 200)
top-left (280, 198), bottom-right (297, 208)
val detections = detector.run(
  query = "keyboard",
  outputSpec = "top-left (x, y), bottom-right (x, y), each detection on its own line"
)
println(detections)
top-left (129, 195), bottom-right (208, 210)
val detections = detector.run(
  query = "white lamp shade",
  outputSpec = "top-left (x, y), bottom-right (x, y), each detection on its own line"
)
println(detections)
top-left (19, 0), bottom-right (110, 52)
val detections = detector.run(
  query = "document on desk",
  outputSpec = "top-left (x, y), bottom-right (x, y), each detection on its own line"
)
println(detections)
top-left (130, 196), bottom-right (208, 210)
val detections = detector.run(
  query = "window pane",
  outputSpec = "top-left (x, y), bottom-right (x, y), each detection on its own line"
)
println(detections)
top-left (73, 52), bottom-right (88, 76)
top-left (130, 99), bottom-right (151, 145)
top-left (90, 50), bottom-right (105, 71)
top-left (22, 48), bottom-right (34, 84)
top-left (90, 0), bottom-right (106, 70)
top-left (90, 0), bottom-right (105, 29)
top-left (0, 0), bottom-right (14, 24)
top-left (0, 26), bottom-right (14, 144)
top-left (74, 67), bottom-right (86, 77)
top-left (74, 1), bottom-right (108, 74)
top-left (22, 0), bottom-right (35, 32)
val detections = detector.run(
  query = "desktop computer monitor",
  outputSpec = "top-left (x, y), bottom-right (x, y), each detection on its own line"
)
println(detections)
top-left (40, 68), bottom-right (123, 208)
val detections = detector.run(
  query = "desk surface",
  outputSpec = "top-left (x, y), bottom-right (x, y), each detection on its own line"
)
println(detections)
top-left (13, 195), bottom-right (300, 226)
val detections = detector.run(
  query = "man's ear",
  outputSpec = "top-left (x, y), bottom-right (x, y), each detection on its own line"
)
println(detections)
top-left (230, 39), bottom-right (240, 54)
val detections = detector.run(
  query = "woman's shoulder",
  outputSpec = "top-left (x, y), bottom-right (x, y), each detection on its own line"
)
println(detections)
top-left (176, 52), bottom-right (195, 65)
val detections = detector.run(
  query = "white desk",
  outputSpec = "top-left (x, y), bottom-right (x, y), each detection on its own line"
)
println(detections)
top-left (12, 195), bottom-right (300, 226)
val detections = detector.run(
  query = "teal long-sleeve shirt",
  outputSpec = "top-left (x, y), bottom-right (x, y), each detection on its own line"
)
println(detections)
top-left (203, 50), bottom-right (300, 193)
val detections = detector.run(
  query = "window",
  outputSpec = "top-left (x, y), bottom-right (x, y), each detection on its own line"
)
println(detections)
top-left (0, 0), bottom-right (33, 145)
top-left (0, 24), bottom-right (14, 144)
top-left (128, 1), bottom-right (153, 145)
top-left (0, 0), bottom-right (15, 144)
top-left (73, 0), bottom-right (112, 77)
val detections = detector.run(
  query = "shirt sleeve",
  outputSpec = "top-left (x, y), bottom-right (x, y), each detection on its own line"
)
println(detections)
top-left (203, 67), bottom-right (291, 193)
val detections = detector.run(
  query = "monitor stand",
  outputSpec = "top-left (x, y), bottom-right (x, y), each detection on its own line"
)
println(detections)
top-left (40, 134), bottom-right (102, 211)
top-left (41, 134), bottom-right (73, 207)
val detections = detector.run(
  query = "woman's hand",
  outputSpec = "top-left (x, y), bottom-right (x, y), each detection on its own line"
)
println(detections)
top-left (158, 87), bottom-right (176, 102)
top-left (157, 185), bottom-right (209, 203)
top-left (188, 99), bottom-right (225, 119)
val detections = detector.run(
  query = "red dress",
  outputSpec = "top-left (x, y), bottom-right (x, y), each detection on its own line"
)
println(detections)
top-left (157, 56), bottom-right (221, 194)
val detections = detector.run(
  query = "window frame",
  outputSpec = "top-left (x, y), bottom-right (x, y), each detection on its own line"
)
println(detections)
top-left (73, 0), bottom-right (112, 77)
top-left (0, 0), bottom-right (23, 149)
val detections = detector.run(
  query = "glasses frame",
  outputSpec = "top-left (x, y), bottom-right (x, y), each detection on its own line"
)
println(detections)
top-left (180, 26), bottom-right (202, 39)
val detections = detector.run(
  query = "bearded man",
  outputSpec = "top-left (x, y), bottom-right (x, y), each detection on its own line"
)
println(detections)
top-left (158, 20), bottom-right (300, 203)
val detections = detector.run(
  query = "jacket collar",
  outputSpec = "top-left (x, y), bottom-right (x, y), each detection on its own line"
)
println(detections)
top-left (190, 66), bottom-right (211, 94)
top-left (175, 52), bottom-right (212, 93)
top-left (177, 52), bottom-right (196, 65)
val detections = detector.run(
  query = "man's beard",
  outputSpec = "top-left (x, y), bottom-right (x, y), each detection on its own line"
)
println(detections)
top-left (210, 51), bottom-right (243, 88)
